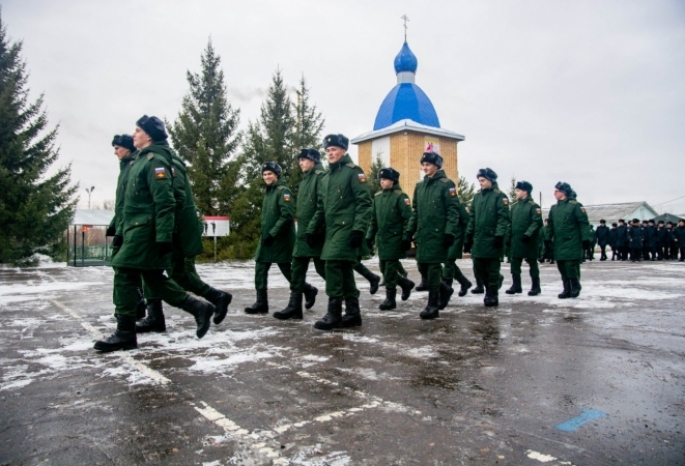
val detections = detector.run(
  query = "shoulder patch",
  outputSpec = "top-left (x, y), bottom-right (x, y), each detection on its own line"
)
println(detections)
top-left (154, 166), bottom-right (168, 180)
top-left (374, 191), bottom-right (382, 197)
top-left (277, 185), bottom-right (285, 191)
top-left (439, 178), bottom-right (450, 184)
top-left (357, 173), bottom-right (367, 183)
top-left (147, 153), bottom-right (154, 161)
top-left (345, 162), bottom-right (356, 168)
top-left (315, 169), bottom-right (323, 175)
top-left (528, 199), bottom-right (536, 205)
top-left (580, 207), bottom-right (586, 213)
top-left (283, 193), bottom-right (291, 202)
top-left (403, 196), bottom-right (411, 206)
top-left (569, 200), bottom-right (578, 204)
top-left (502, 197), bottom-right (509, 206)
top-left (449, 187), bottom-right (457, 197)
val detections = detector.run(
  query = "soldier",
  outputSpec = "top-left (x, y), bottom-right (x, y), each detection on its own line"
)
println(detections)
top-left (609, 222), bottom-right (618, 260)
top-left (105, 134), bottom-right (146, 320)
top-left (595, 219), bottom-right (610, 261)
top-left (245, 162), bottom-right (296, 315)
top-left (405, 151), bottom-right (460, 319)
top-left (675, 219), bottom-right (685, 261)
top-left (442, 191), bottom-right (473, 305)
top-left (643, 219), bottom-right (657, 261)
top-left (616, 219), bottom-right (628, 261)
top-left (95, 116), bottom-right (215, 352)
top-left (306, 134), bottom-right (372, 330)
top-left (546, 182), bottom-right (591, 299)
top-left (274, 149), bottom-right (325, 320)
top-left (666, 222), bottom-right (677, 259)
top-left (366, 167), bottom-right (414, 311)
top-left (464, 168), bottom-right (510, 307)
top-left (586, 224), bottom-right (596, 261)
top-left (656, 220), bottom-right (666, 260)
top-left (542, 218), bottom-right (555, 264)
top-left (135, 119), bottom-right (233, 333)
top-left (505, 181), bottom-right (543, 296)
top-left (628, 218), bottom-right (644, 262)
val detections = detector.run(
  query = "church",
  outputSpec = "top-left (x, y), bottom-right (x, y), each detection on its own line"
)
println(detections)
top-left (352, 37), bottom-right (465, 198)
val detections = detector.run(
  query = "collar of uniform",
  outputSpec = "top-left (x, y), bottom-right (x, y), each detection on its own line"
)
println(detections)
top-left (424, 169), bottom-right (446, 183)
top-left (305, 163), bottom-right (325, 176)
top-left (329, 153), bottom-right (353, 170)
top-left (120, 151), bottom-right (137, 166)
top-left (481, 180), bottom-right (499, 192)
top-left (267, 178), bottom-right (286, 191)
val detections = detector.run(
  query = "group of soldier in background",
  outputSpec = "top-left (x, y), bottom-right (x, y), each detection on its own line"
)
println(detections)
top-left (97, 117), bottom-right (654, 352)
top-left (589, 218), bottom-right (685, 262)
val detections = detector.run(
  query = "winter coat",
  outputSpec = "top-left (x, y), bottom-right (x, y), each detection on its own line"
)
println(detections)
top-left (506, 195), bottom-right (543, 260)
top-left (595, 225), bottom-right (610, 247)
top-left (447, 202), bottom-right (470, 260)
top-left (608, 228), bottom-right (617, 248)
top-left (465, 181), bottom-right (510, 259)
top-left (643, 225), bottom-right (656, 248)
top-left (674, 226), bottom-right (685, 245)
top-left (293, 163), bottom-right (326, 258)
top-left (255, 178), bottom-right (295, 263)
top-left (627, 225), bottom-right (644, 249)
top-left (109, 152), bottom-right (138, 237)
top-left (367, 183), bottom-right (412, 260)
top-left (615, 225), bottom-right (628, 248)
top-left (546, 197), bottom-right (591, 261)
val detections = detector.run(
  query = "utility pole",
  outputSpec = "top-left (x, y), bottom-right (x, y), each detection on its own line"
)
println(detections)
top-left (85, 186), bottom-right (95, 209)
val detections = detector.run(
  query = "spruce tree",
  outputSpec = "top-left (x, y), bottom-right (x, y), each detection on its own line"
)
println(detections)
top-left (457, 176), bottom-right (475, 208)
top-left (508, 176), bottom-right (518, 205)
top-left (367, 155), bottom-right (384, 196)
top-left (289, 77), bottom-right (324, 195)
top-left (168, 40), bottom-right (241, 216)
top-left (0, 13), bottom-right (77, 264)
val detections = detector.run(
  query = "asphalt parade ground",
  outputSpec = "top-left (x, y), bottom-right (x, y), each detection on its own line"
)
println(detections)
top-left (0, 259), bottom-right (684, 465)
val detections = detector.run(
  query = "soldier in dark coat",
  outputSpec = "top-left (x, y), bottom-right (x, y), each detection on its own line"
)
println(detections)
top-left (464, 168), bottom-right (510, 307)
top-left (643, 220), bottom-right (657, 261)
top-left (366, 167), bottom-right (414, 311)
top-left (595, 219), bottom-right (610, 261)
top-left (656, 220), bottom-right (667, 260)
top-left (442, 193), bottom-right (473, 304)
top-left (675, 219), bottom-right (685, 261)
top-left (609, 223), bottom-right (618, 260)
top-left (546, 182), bottom-right (591, 299)
top-left (245, 162), bottom-right (296, 315)
top-left (616, 219), bottom-right (629, 261)
top-left (627, 218), bottom-right (644, 262)
top-left (306, 134), bottom-right (372, 330)
top-left (667, 222), bottom-right (677, 259)
top-left (505, 181), bottom-right (543, 296)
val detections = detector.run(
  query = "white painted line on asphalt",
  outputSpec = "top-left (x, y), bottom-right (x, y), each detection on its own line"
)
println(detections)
top-left (51, 300), bottom-right (171, 385)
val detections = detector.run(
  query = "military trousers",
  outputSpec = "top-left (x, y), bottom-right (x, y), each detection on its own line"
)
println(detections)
top-left (290, 256), bottom-right (326, 293)
top-left (145, 252), bottom-right (211, 302)
top-left (114, 267), bottom-right (188, 318)
top-left (556, 260), bottom-right (581, 280)
top-left (510, 257), bottom-right (540, 277)
top-left (325, 260), bottom-right (359, 299)
top-left (417, 262), bottom-right (443, 293)
top-left (442, 259), bottom-right (467, 287)
top-left (255, 261), bottom-right (291, 290)
top-left (379, 259), bottom-right (403, 289)
top-left (473, 258), bottom-right (502, 288)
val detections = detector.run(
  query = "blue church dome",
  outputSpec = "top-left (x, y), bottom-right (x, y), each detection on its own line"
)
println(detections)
top-left (394, 41), bottom-right (418, 73)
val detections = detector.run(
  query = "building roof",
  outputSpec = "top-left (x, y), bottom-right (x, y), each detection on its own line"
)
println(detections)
top-left (540, 201), bottom-right (659, 223)
top-left (352, 119), bottom-right (465, 145)
top-left (71, 209), bottom-right (114, 226)
top-left (654, 213), bottom-right (685, 224)
top-left (394, 41), bottom-right (418, 73)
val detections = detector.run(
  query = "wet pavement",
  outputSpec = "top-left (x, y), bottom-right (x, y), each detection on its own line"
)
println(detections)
top-left (0, 259), bottom-right (684, 465)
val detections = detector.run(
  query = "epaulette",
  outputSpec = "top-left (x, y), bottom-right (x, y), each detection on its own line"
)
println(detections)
top-left (277, 185), bottom-right (285, 191)
top-left (315, 169), bottom-right (323, 175)
top-left (569, 200), bottom-right (578, 204)
top-left (147, 153), bottom-right (154, 161)
top-left (345, 162), bottom-right (356, 168)
top-left (394, 188), bottom-right (403, 196)
top-left (494, 188), bottom-right (502, 194)
top-left (374, 191), bottom-right (382, 197)
top-left (439, 178), bottom-right (450, 183)
top-left (528, 200), bottom-right (536, 205)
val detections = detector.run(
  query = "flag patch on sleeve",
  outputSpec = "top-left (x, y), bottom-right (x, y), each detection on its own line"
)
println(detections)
top-left (536, 208), bottom-right (542, 214)
top-left (358, 173), bottom-right (367, 183)
top-left (154, 167), bottom-right (167, 179)
top-left (449, 187), bottom-right (457, 197)
top-left (404, 197), bottom-right (411, 205)
top-left (283, 193), bottom-right (291, 202)
top-left (503, 198), bottom-right (509, 205)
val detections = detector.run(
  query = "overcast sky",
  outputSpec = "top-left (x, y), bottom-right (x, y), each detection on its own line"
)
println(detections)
top-left (3, 0), bottom-right (685, 213)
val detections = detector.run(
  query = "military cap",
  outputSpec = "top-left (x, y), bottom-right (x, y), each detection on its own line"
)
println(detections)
top-left (632, 218), bottom-right (640, 223)
top-left (554, 181), bottom-right (573, 197)
top-left (476, 167), bottom-right (498, 181)
top-left (667, 221), bottom-right (674, 226)
top-left (515, 180), bottom-right (533, 193)
top-left (323, 134), bottom-right (349, 150)
top-left (421, 151), bottom-right (443, 169)
top-left (111, 134), bottom-right (135, 152)
top-left (600, 219), bottom-right (606, 224)
top-left (612, 222), bottom-right (618, 227)
top-left (297, 148), bottom-right (321, 162)
top-left (619, 219), bottom-right (626, 224)
top-left (136, 115), bottom-right (168, 142)
top-left (658, 220), bottom-right (664, 225)
top-left (378, 167), bottom-right (400, 183)
top-left (261, 161), bottom-right (282, 177)
top-left (648, 219), bottom-right (655, 224)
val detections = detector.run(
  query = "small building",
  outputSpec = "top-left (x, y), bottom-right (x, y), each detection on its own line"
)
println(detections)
top-left (653, 213), bottom-right (685, 225)
top-left (68, 209), bottom-right (114, 267)
top-left (541, 201), bottom-right (659, 227)
top-left (352, 39), bottom-right (464, 199)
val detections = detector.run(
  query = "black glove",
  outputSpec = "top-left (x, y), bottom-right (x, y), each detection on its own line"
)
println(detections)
top-left (582, 240), bottom-right (591, 250)
top-left (521, 235), bottom-right (531, 244)
top-left (493, 236), bottom-right (504, 248)
top-left (157, 242), bottom-right (173, 258)
top-left (401, 234), bottom-right (413, 251)
top-left (442, 234), bottom-right (455, 248)
top-left (112, 235), bottom-right (123, 248)
top-left (366, 237), bottom-right (374, 249)
top-left (106, 226), bottom-right (116, 237)
top-left (463, 242), bottom-right (472, 254)
top-left (305, 233), bottom-right (316, 248)
top-left (350, 230), bottom-right (364, 248)
top-left (263, 234), bottom-right (275, 247)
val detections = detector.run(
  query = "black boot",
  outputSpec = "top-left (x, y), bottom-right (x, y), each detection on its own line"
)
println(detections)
top-left (314, 298), bottom-right (343, 331)
top-left (303, 283), bottom-right (318, 310)
top-left (367, 272), bottom-right (381, 295)
top-left (420, 291), bottom-right (440, 320)
top-left (244, 290), bottom-right (268, 315)
top-left (94, 315), bottom-right (137, 352)
top-left (379, 288), bottom-right (397, 311)
top-left (569, 278), bottom-right (581, 298)
top-left (505, 275), bottom-right (522, 295)
top-left (415, 273), bottom-right (428, 292)
top-left (438, 281), bottom-right (454, 310)
top-left (341, 297), bottom-right (362, 327)
top-left (180, 296), bottom-right (215, 339)
top-left (398, 277), bottom-right (414, 301)
top-left (484, 286), bottom-right (499, 307)
top-left (471, 277), bottom-right (485, 294)
top-left (528, 276), bottom-right (541, 296)
top-left (558, 279), bottom-right (571, 299)
top-left (136, 297), bottom-right (146, 321)
top-left (273, 292), bottom-right (303, 320)
top-left (136, 300), bottom-right (166, 333)
top-left (456, 275), bottom-right (472, 297)
top-left (204, 287), bottom-right (232, 325)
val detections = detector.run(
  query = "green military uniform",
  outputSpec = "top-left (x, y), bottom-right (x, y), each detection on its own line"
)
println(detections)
top-left (547, 184), bottom-right (591, 298)
top-left (465, 171), bottom-right (510, 306)
top-left (443, 200), bottom-right (473, 299)
top-left (505, 192), bottom-right (543, 295)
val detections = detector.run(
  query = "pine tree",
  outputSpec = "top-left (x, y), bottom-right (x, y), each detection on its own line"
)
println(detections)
top-left (508, 176), bottom-right (518, 206)
top-left (457, 176), bottom-right (475, 208)
top-left (168, 40), bottom-right (241, 216)
top-left (0, 12), bottom-right (77, 264)
top-left (289, 77), bottom-right (325, 196)
top-left (367, 155), bottom-right (384, 196)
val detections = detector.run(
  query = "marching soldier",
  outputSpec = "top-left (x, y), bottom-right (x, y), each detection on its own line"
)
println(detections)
top-left (464, 168), bottom-right (510, 307)
top-left (306, 134), bottom-right (372, 330)
top-left (542, 219), bottom-right (555, 264)
top-left (245, 162), bottom-right (296, 315)
top-left (595, 219), bottom-right (610, 261)
top-left (546, 182), bottom-right (591, 299)
top-left (405, 151), bottom-right (460, 319)
top-left (656, 220), bottom-right (666, 260)
top-left (95, 116), bottom-right (215, 352)
top-left (274, 149), bottom-right (325, 320)
top-left (667, 222), bottom-right (677, 259)
top-left (505, 181), bottom-right (543, 296)
top-left (609, 222), bottom-right (619, 260)
top-left (675, 219), bottom-right (685, 261)
top-left (366, 167), bottom-right (414, 311)
top-left (586, 224), bottom-right (596, 261)
top-left (442, 193), bottom-right (473, 306)
top-left (627, 218), bottom-right (644, 262)
top-left (616, 219), bottom-right (628, 260)
top-left (644, 219), bottom-right (657, 261)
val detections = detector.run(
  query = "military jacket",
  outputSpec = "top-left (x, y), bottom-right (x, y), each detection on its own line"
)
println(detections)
top-left (674, 226), bottom-right (685, 244)
top-left (628, 225), bottom-right (644, 247)
top-left (109, 152), bottom-right (137, 236)
top-left (608, 228), bottom-right (617, 247)
top-left (406, 170), bottom-right (460, 263)
top-left (595, 225), bottom-right (610, 246)
top-left (255, 178), bottom-right (295, 263)
top-left (615, 225), bottom-right (628, 247)
top-left (293, 163), bottom-right (325, 258)
top-left (657, 227), bottom-right (667, 246)
top-left (110, 148), bottom-right (176, 270)
top-left (367, 183), bottom-right (412, 260)
top-left (447, 202), bottom-right (470, 260)
top-left (307, 154), bottom-right (372, 262)
top-left (465, 182), bottom-right (510, 259)
top-left (506, 195), bottom-right (543, 260)
top-left (643, 225), bottom-right (656, 247)
top-left (546, 197), bottom-right (591, 261)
